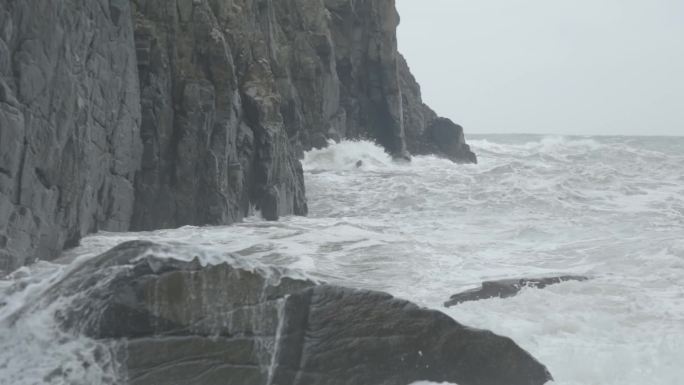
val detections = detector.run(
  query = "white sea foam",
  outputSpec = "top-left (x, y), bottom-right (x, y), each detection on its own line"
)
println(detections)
top-left (303, 139), bottom-right (396, 171)
top-left (409, 382), bottom-right (459, 385)
top-left (1, 135), bottom-right (683, 384)
top-left (0, 261), bottom-right (121, 384)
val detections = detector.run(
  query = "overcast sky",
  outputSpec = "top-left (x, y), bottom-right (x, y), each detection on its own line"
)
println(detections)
top-left (396, 0), bottom-right (684, 136)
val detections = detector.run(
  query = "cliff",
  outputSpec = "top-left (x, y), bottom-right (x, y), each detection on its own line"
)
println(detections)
top-left (0, 0), bottom-right (142, 271)
top-left (0, 0), bottom-right (476, 273)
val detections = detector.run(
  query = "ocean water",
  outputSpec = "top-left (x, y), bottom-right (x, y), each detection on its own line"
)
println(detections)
top-left (1, 135), bottom-right (683, 384)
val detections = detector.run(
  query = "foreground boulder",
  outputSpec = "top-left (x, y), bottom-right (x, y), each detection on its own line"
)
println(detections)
top-left (48, 241), bottom-right (552, 385)
top-left (445, 276), bottom-right (589, 307)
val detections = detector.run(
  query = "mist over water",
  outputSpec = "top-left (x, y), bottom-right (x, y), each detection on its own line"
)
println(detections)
top-left (2, 135), bottom-right (683, 384)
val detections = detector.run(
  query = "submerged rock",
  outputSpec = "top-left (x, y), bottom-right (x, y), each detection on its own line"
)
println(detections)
top-left (445, 275), bottom-right (589, 307)
top-left (49, 241), bottom-right (551, 385)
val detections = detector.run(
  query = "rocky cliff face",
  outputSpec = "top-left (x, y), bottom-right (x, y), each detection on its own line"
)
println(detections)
top-left (0, 0), bottom-right (476, 273)
top-left (129, 0), bottom-right (311, 231)
top-left (0, 0), bottom-right (142, 271)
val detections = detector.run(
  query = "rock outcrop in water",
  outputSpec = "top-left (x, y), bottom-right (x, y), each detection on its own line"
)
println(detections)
top-left (0, 0), bottom-right (476, 273)
top-left (445, 276), bottom-right (589, 307)
top-left (46, 241), bottom-right (552, 385)
top-left (399, 54), bottom-right (477, 164)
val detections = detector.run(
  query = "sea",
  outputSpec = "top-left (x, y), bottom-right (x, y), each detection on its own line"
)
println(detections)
top-left (1, 134), bottom-right (683, 385)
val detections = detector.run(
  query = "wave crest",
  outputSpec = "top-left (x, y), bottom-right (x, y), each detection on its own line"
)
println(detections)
top-left (303, 140), bottom-right (395, 171)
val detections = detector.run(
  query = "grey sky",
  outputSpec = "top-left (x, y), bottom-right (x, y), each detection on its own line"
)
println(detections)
top-left (396, 0), bottom-right (684, 136)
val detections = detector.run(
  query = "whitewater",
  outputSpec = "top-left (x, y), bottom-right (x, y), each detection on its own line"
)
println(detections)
top-left (1, 135), bottom-right (683, 384)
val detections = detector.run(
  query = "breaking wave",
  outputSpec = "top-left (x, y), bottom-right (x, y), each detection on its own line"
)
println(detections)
top-left (1, 134), bottom-right (683, 384)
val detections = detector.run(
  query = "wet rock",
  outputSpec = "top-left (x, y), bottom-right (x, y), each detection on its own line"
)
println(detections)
top-left (311, 133), bottom-right (330, 149)
top-left (260, 185), bottom-right (281, 221)
top-left (50, 241), bottom-right (552, 385)
top-left (425, 118), bottom-right (478, 164)
top-left (445, 276), bottom-right (589, 307)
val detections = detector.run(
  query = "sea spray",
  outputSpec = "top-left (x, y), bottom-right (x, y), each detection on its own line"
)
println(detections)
top-left (1, 135), bottom-right (682, 385)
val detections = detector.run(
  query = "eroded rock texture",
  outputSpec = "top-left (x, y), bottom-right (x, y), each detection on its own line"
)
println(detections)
top-left (49, 241), bottom-right (552, 385)
top-left (0, 0), bottom-right (142, 272)
top-left (1, 0), bottom-right (476, 272)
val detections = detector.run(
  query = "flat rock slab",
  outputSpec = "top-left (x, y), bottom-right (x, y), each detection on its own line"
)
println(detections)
top-left (43, 241), bottom-right (552, 385)
top-left (445, 276), bottom-right (589, 307)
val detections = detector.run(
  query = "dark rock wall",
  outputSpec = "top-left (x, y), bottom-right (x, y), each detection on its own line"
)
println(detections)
top-left (0, 0), bottom-right (142, 271)
top-left (325, 0), bottom-right (408, 158)
top-left (129, 0), bottom-right (309, 230)
top-left (0, 0), bottom-right (476, 272)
